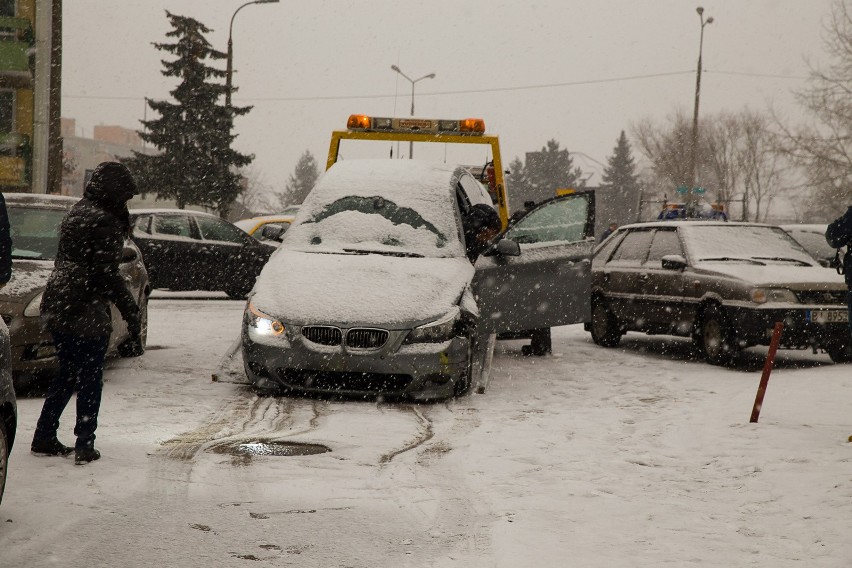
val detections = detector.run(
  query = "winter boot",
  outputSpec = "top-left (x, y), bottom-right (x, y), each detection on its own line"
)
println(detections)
top-left (74, 447), bottom-right (101, 465)
top-left (31, 438), bottom-right (74, 456)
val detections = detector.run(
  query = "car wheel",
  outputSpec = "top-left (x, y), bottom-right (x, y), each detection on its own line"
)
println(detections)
top-left (0, 418), bottom-right (9, 507)
top-left (118, 295), bottom-right (148, 357)
top-left (827, 341), bottom-right (852, 363)
top-left (698, 304), bottom-right (738, 366)
top-left (590, 298), bottom-right (621, 347)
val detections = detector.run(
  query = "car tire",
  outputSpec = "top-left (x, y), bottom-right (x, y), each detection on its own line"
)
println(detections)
top-left (0, 417), bottom-right (9, 507)
top-left (118, 295), bottom-right (148, 358)
top-left (827, 341), bottom-right (852, 363)
top-left (590, 298), bottom-right (621, 347)
top-left (697, 304), bottom-right (738, 366)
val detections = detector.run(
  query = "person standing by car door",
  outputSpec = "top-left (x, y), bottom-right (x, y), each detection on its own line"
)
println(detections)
top-left (31, 162), bottom-right (142, 465)
top-left (0, 192), bottom-right (11, 287)
top-left (826, 206), bottom-right (852, 338)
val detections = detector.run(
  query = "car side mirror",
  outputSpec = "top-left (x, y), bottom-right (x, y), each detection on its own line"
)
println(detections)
top-left (260, 224), bottom-right (287, 242)
top-left (661, 254), bottom-right (687, 270)
top-left (121, 245), bottom-right (138, 263)
top-left (485, 238), bottom-right (521, 257)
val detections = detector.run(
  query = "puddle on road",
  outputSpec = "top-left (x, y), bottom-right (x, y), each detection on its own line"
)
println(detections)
top-left (211, 440), bottom-right (331, 459)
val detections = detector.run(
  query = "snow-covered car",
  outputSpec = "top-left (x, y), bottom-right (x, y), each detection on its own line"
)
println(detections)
top-left (0, 317), bottom-right (14, 508)
top-left (129, 209), bottom-right (274, 299)
top-left (781, 224), bottom-right (838, 268)
top-left (233, 213), bottom-right (295, 245)
top-left (588, 221), bottom-right (851, 364)
top-left (241, 159), bottom-right (595, 400)
top-left (0, 194), bottom-right (150, 392)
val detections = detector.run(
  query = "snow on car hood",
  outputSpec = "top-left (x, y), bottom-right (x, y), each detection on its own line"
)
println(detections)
top-left (695, 261), bottom-right (847, 288)
top-left (252, 249), bottom-right (475, 328)
top-left (0, 260), bottom-right (52, 301)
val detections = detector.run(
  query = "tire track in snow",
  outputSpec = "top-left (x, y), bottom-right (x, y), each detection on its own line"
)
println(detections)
top-left (378, 404), bottom-right (434, 464)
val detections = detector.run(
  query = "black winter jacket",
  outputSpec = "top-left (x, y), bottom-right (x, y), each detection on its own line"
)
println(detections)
top-left (825, 205), bottom-right (852, 287)
top-left (40, 195), bottom-right (139, 337)
top-left (0, 192), bottom-right (11, 285)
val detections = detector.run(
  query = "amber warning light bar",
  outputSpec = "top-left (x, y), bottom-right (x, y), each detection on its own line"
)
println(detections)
top-left (346, 114), bottom-right (486, 135)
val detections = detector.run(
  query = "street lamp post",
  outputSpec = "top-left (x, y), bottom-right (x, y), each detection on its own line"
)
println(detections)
top-left (687, 6), bottom-right (713, 217)
top-left (390, 65), bottom-right (435, 158)
top-left (226, 0), bottom-right (279, 107)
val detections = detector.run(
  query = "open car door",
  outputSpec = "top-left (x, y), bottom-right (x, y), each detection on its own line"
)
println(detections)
top-left (472, 191), bottom-right (596, 336)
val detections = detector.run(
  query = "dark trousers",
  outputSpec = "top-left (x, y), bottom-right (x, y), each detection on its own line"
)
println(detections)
top-left (33, 331), bottom-right (109, 450)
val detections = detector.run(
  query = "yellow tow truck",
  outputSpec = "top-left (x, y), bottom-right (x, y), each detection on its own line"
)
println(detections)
top-left (326, 114), bottom-right (511, 228)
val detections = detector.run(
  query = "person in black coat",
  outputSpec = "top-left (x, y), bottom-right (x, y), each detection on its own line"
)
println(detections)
top-left (826, 205), bottom-right (852, 338)
top-left (0, 192), bottom-right (11, 286)
top-left (31, 162), bottom-right (141, 465)
top-left (462, 203), bottom-right (501, 263)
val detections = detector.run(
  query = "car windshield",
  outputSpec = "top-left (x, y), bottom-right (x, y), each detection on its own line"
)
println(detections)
top-left (282, 161), bottom-right (465, 259)
top-left (7, 206), bottom-right (67, 260)
top-left (788, 229), bottom-right (836, 260)
top-left (686, 225), bottom-right (815, 265)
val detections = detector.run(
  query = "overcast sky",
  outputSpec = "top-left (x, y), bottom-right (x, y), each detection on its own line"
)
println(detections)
top-left (62, 1), bottom-right (832, 203)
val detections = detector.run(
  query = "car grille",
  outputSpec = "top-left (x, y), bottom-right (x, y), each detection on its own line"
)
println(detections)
top-left (301, 326), bottom-right (342, 346)
top-left (279, 369), bottom-right (412, 393)
top-left (301, 326), bottom-right (389, 349)
top-left (796, 290), bottom-right (848, 305)
top-left (346, 328), bottom-right (389, 349)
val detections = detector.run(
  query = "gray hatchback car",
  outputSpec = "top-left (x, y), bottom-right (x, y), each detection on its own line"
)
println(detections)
top-left (588, 221), bottom-right (850, 364)
top-left (241, 159), bottom-right (595, 400)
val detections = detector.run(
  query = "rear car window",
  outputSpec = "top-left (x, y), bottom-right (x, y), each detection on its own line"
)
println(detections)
top-left (608, 229), bottom-right (653, 265)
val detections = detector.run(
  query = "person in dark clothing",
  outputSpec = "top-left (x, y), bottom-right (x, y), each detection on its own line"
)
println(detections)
top-left (461, 203), bottom-right (501, 263)
top-left (0, 192), bottom-right (11, 286)
top-left (826, 206), bottom-right (852, 338)
top-left (600, 222), bottom-right (618, 241)
top-left (31, 161), bottom-right (142, 465)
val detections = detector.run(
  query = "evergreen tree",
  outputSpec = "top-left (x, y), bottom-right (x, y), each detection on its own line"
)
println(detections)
top-left (603, 130), bottom-right (639, 199)
top-left (601, 130), bottom-right (641, 223)
top-left (519, 139), bottom-right (584, 206)
top-left (126, 11), bottom-right (253, 217)
top-left (281, 150), bottom-right (320, 206)
top-left (506, 157), bottom-right (528, 213)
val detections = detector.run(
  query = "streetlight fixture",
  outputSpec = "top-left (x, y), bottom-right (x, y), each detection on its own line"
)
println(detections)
top-left (226, 0), bottom-right (279, 107)
top-left (687, 5), bottom-right (713, 217)
top-left (390, 64), bottom-right (436, 158)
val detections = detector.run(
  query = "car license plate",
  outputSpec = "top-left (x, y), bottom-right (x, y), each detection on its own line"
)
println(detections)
top-left (807, 309), bottom-right (849, 323)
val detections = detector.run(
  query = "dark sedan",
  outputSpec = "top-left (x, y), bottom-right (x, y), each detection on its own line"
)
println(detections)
top-left (588, 221), bottom-right (850, 364)
top-left (129, 209), bottom-right (275, 299)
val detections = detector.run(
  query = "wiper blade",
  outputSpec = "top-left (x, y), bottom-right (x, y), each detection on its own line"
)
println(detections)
top-left (751, 256), bottom-right (812, 266)
top-left (11, 253), bottom-right (42, 260)
top-left (343, 248), bottom-right (424, 258)
top-left (700, 256), bottom-right (766, 265)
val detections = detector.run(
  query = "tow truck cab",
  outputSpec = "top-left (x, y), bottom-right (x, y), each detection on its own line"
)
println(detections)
top-left (326, 114), bottom-right (511, 229)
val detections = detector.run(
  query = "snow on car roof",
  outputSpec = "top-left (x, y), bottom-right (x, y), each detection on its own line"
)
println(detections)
top-left (283, 159), bottom-right (466, 259)
top-left (129, 208), bottom-right (218, 217)
top-left (3, 193), bottom-right (78, 208)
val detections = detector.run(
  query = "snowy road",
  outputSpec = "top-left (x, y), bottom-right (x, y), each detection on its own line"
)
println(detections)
top-left (2, 295), bottom-right (852, 567)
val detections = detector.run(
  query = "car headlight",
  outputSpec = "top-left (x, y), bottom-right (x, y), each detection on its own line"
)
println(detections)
top-left (750, 288), bottom-right (799, 304)
top-left (24, 291), bottom-right (43, 317)
top-left (403, 310), bottom-right (460, 344)
top-left (246, 301), bottom-right (285, 337)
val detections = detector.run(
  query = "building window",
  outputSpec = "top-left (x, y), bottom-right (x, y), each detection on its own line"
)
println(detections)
top-left (0, 0), bottom-right (14, 18)
top-left (0, 90), bottom-right (14, 134)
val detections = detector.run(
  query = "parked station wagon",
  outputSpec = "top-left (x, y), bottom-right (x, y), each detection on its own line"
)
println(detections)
top-left (588, 221), bottom-right (851, 364)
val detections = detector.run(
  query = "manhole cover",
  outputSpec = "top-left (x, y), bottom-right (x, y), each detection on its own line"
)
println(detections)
top-left (212, 440), bottom-right (331, 457)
